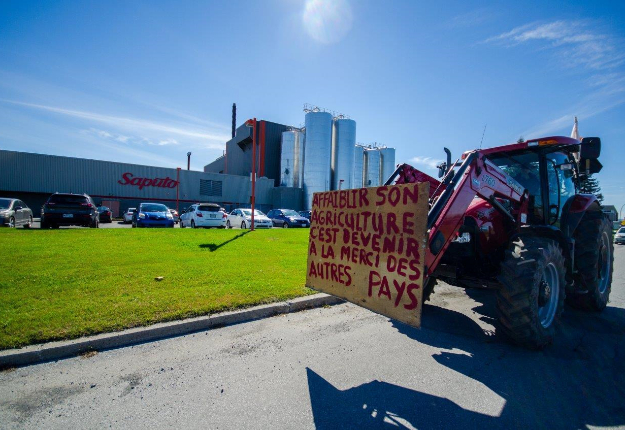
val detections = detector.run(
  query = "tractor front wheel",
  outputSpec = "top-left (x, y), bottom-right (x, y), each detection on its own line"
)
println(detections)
top-left (422, 277), bottom-right (437, 302)
top-left (567, 212), bottom-right (613, 311)
top-left (496, 236), bottom-right (566, 349)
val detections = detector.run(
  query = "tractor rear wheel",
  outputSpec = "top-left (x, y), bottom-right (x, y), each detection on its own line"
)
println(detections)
top-left (567, 212), bottom-right (613, 311)
top-left (496, 236), bottom-right (566, 349)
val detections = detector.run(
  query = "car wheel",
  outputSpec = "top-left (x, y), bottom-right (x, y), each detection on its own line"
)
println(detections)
top-left (8, 217), bottom-right (15, 228)
top-left (226, 220), bottom-right (231, 229)
top-left (52, 224), bottom-right (60, 229)
top-left (191, 220), bottom-right (196, 229)
top-left (241, 221), bottom-right (246, 229)
top-left (282, 222), bottom-right (289, 229)
top-left (24, 215), bottom-right (33, 229)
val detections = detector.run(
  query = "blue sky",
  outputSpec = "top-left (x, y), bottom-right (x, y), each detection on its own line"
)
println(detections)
top-left (1, 0), bottom-right (624, 212)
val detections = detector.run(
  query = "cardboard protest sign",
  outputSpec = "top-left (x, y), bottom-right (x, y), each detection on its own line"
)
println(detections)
top-left (306, 183), bottom-right (429, 327)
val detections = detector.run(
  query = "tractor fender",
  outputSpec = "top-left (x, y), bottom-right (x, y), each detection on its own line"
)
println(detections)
top-left (513, 225), bottom-right (574, 285)
top-left (560, 194), bottom-right (601, 238)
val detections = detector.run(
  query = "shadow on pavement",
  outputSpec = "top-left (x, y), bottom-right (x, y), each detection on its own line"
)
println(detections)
top-left (199, 231), bottom-right (250, 252)
top-left (308, 290), bottom-right (625, 429)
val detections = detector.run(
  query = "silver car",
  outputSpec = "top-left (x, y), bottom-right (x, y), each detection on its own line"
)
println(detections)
top-left (615, 227), bottom-right (625, 245)
top-left (0, 198), bottom-right (33, 228)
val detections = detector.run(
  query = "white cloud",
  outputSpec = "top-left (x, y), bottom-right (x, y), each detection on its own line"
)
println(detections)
top-left (484, 20), bottom-right (624, 70)
top-left (156, 138), bottom-right (179, 146)
top-left (409, 156), bottom-right (443, 170)
top-left (1, 99), bottom-right (231, 143)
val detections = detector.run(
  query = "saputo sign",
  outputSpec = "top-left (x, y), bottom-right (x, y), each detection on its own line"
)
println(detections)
top-left (306, 183), bottom-right (429, 327)
top-left (118, 172), bottom-right (179, 190)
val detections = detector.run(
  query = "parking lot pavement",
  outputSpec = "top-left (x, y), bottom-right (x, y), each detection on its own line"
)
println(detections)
top-left (1, 248), bottom-right (623, 428)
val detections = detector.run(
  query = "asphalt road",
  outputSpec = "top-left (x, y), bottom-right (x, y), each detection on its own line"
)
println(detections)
top-left (1, 247), bottom-right (624, 429)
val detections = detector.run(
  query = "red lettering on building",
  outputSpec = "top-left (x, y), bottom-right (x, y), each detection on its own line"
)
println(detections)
top-left (118, 172), bottom-right (179, 190)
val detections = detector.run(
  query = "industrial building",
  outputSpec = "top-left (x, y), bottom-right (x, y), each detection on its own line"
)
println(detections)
top-left (0, 150), bottom-right (292, 217)
top-left (204, 105), bottom-right (397, 209)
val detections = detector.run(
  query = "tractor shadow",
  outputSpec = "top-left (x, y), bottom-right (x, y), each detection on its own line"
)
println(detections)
top-left (308, 288), bottom-right (625, 429)
top-left (198, 231), bottom-right (250, 252)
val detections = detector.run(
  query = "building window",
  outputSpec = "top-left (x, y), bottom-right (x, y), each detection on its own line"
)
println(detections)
top-left (200, 179), bottom-right (222, 196)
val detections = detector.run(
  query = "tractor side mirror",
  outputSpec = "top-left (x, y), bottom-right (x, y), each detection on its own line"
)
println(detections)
top-left (437, 163), bottom-right (447, 178)
top-left (580, 137), bottom-right (601, 159)
top-left (579, 137), bottom-right (602, 174)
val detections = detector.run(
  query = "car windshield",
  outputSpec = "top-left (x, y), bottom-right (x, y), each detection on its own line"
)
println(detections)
top-left (283, 210), bottom-right (299, 217)
top-left (127, 208), bottom-right (136, 213)
top-left (0, 198), bottom-right (11, 209)
top-left (198, 205), bottom-right (220, 212)
top-left (49, 194), bottom-right (88, 205)
top-left (619, 228), bottom-right (625, 234)
top-left (141, 204), bottom-right (168, 212)
top-left (241, 209), bottom-right (265, 216)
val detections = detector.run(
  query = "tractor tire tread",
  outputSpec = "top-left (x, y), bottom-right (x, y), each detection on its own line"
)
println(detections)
top-left (496, 236), bottom-right (565, 349)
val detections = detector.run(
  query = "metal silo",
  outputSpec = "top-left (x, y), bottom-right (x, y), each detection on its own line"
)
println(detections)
top-left (379, 147), bottom-right (396, 185)
top-left (332, 118), bottom-right (356, 190)
top-left (352, 145), bottom-right (365, 189)
top-left (303, 111), bottom-right (333, 208)
top-left (296, 130), bottom-right (305, 188)
top-left (280, 131), bottom-right (296, 187)
top-left (364, 148), bottom-right (381, 187)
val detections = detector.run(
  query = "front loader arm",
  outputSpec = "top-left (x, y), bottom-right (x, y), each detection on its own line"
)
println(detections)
top-left (424, 151), bottom-right (529, 278)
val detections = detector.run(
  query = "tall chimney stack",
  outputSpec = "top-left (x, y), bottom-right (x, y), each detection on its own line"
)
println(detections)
top-left (232, 103), bottom-right (236, 139)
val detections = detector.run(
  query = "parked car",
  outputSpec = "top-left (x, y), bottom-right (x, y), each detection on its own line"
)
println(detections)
top-left (132, 203), bottom-right (175, 228)
top-left (169, 208), bottom-right (180, 224)
top-left (123, 208), bottom-right (136, 223)
top-left (299, 210), bottom-right (311, 220)
top-left (97, 206), bottom-right (113, 223)
top-left (226, 208), bottom-right (273, 229)
top-left (267, 209), bottom-right (310, 228)
top-left (615, 227), bottom-right (625, 245)
top-left (41, 193), bottom-right (99, 229)
top-left (0, 198), bottom-right (33, 228)
top-left (180, 203), bottom-right (226, 228)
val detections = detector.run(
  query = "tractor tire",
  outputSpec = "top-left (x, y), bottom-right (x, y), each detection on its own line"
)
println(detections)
top-left (567, 212), bottom-right (613, 311)
top-left (496, 236), bottom-right (566, 349)
top-left (422, 277), bottom-right (437, 302)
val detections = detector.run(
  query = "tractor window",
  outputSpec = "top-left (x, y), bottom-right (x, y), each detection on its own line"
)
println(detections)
top-left (487, 151), bottom-right (544, 223)
top-left (547, 152), bottom-right (576, 225)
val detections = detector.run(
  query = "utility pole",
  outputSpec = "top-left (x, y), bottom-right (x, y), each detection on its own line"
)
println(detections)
top-left (245, 118), bottom-right (257, 231)
top-left (176, 167), bottom-right (181, 214)
top-left (187, 152), bottom-right (192, 171)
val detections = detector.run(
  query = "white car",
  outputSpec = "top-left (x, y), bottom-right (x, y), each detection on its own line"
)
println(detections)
top-left (180, 203), bottom-right (227, 228)
top-left (615, 227), bottom-right (625, 245)
top-left (123, 208), bottom-right (136, 223)
top-left (226, 208), bottom-right (273, 229)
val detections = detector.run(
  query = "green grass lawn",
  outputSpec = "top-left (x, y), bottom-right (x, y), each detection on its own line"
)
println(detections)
top-left (0, 228), bottom-right (313, 350)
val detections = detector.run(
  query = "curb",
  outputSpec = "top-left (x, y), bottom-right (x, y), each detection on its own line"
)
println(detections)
top-left (0, 293), bottom-right (343, 369)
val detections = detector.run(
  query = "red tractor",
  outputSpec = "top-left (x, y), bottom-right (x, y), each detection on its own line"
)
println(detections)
top-left (387, 136), bottom-right (613, 348)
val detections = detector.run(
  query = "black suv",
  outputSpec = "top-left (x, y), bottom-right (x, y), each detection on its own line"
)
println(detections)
top-left (41, 193), bottom-right (99, 229)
